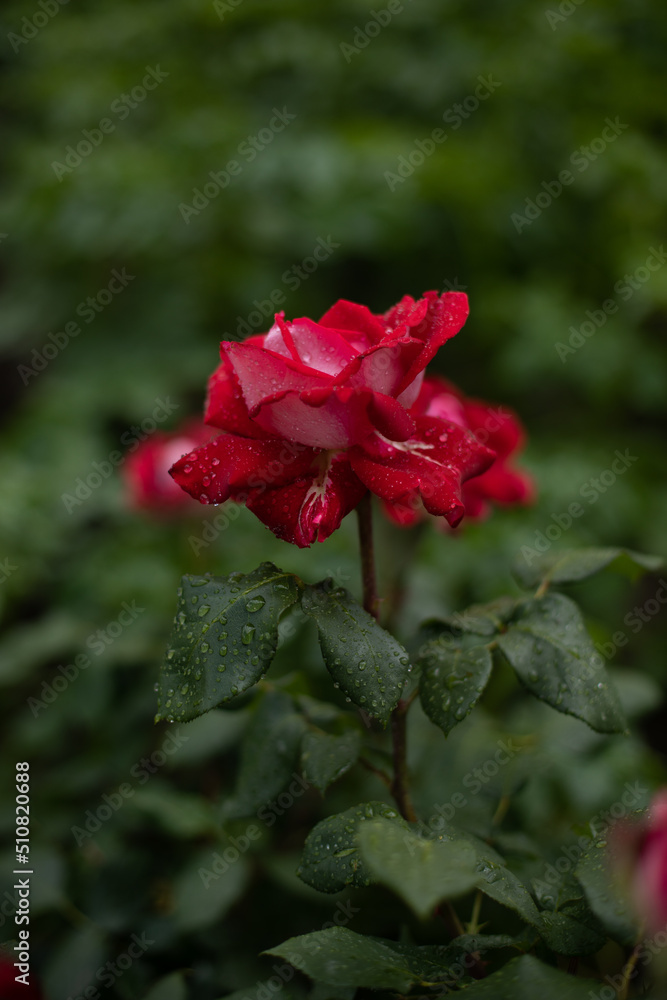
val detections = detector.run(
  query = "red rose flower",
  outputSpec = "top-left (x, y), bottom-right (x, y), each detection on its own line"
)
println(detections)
top-left (382, 376), bottom-right (534, 528)
top-left (170, 292), bottom-right (496, 547)
top-left (0, 951), bottom-right (43, 999)
top-left (124, 423), bottom-right (212, 512)
top-left (616, 790), bottom-right (667, 935)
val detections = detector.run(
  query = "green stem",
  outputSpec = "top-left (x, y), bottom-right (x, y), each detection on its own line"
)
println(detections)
top-left (356, 495), bottom-right (416, 823)
top-left (618, 939), bottom-right (642, 1000)
top-left (467, 890), bottom-right (484, 934)
top-left (359, 756), bottom-right (393, 790)
top-left (390, 700), bottom-right (418, 823)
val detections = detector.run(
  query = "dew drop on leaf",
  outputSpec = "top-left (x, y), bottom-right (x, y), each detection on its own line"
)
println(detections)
top-left (246, 596), bottom-right (266, 613)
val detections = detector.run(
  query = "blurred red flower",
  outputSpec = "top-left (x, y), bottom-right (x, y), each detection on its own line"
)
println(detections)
top-left (0, 951), bottom-right (43, 999)
top-left (124, 423), bottom-right (212, 512)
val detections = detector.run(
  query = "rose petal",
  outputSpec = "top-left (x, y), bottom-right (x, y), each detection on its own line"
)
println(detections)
top-left (223, 339), bottom-right (329, 414)
top-left (169, 433), bottom-right (319, 505)
top-left (246, 453), bottom-right (367, 547)
top-left (264, 316), bottom-right (359, 375)
top-left (350, 416), bottom-right (495, 528)
top-left (253, 385), bottom-right (415, 449)
top-left (205, 360), bottom-right (271, 438)
top-left (387, 292), bottom-right (470, 396)
top-left (337, 337), bottom-right (424, 398)
top-left (319, 299), bottom-right (386, 346)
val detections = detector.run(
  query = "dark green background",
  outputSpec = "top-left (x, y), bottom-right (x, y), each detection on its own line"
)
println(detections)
top-left (1, 1), bottom-right (666, 997)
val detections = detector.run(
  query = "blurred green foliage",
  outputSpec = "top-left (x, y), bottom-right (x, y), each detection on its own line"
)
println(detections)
top-left (1, 0), bottom-right (667, 996)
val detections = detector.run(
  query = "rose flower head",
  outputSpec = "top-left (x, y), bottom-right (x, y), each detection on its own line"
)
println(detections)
top-left (611, 789), bottom-right (667, 938)
top-left (170, 292), bottom-right (498, 546)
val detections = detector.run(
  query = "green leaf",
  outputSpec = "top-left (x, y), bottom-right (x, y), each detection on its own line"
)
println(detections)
top-left (297, 802), bottom-right (408, 893)
top-left (496, 593), bottom-right (626, 733)
top-left (436, 828), bottom-right (542, 927)
top-left (575, 836), bottom-right (637, 945)
top-left (301, 582), bottom-right (411, 723)
top-left (358, 818), bottom-right (479, 918)
top-left (301, 729), bottom-right (362, 793)
top-left (156, 564), bottom-right (300, 723)
top-left (452, 954), bottom-right (597, 998)
top-left (266, 928), bottom-right (521, 992)
top-left (538, 903), bottom-right (606, 957)
top-left (418, 638), bottom-right (493, 736)
top-left (440, 597), bottom-right (518, 636)
top-left (514, 547), bottom-right (663, 590)
top-left (531, 878), bottom-right (606, 955)
top-left (474, 856), bottom-right (543, 927)
top-left (225, 689), bottom-right (307, 819)
top-left (264, 927), bottom-right (428, 992)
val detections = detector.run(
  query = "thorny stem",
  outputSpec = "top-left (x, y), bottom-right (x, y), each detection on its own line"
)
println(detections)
top-left (356, 494), bottom-right (417, 823)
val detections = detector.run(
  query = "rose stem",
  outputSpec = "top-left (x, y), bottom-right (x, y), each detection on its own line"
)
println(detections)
top-left (356, 493), bottom-right (417, 823)
top-left (356, 492), bottom-right (380, 620)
